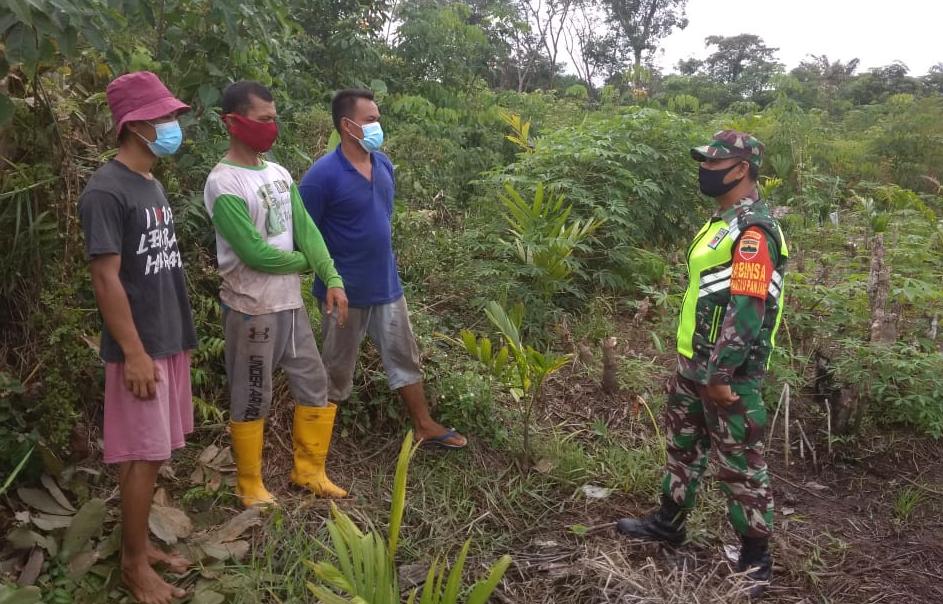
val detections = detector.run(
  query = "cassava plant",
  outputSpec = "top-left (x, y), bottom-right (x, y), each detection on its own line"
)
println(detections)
top-left (459, 302), bottom-right (571, 463)
top-left (305, 431), bottom-right (511, 603)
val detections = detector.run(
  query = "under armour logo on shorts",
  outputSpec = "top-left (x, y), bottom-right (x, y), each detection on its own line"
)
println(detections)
top-left (248, 327), bottom-right (270, 343)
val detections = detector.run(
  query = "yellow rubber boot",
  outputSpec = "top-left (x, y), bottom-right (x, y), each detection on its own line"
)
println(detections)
top-left (230, 419), bottom-right (276, 507)
top-left (290, 403), bottom-right (348, 498)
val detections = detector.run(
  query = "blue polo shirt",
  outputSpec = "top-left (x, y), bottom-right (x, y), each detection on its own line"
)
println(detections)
top-left (298, 147), bottom-right (403, 307)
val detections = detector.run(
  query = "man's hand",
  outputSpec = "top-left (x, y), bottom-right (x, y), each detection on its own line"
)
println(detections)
top-left (124, 350), bottom-right (159, 399)
top-left (325, 287), bottom-right (349, 327)
top-left (705, 383), bottom-right (740, 407)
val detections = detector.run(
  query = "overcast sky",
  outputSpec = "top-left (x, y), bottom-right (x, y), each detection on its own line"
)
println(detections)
top-left (650, 0), bottom-right (941, 76)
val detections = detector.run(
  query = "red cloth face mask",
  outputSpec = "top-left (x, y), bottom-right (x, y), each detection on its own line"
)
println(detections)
top-left (224, 113), bottom-right (278, 153)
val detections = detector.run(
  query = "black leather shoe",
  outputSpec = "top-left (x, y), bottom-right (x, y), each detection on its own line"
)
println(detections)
top-left (737, 535), bottom-right (772, 598)
top-left (616, 495), bottom-right (686, 546)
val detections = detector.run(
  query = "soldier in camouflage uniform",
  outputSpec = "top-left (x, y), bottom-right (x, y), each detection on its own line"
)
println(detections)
top-left (617, 131), bottom-right (787, 597)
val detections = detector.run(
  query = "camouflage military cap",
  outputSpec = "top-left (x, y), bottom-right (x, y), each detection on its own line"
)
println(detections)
top-left (691, 130), bottom-right (765, 168)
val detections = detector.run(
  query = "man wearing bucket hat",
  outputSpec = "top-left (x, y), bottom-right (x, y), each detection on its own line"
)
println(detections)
top-left (79, 71), bottom-right (195, 603)
top-left (616, 131), bottom-right (787, 598)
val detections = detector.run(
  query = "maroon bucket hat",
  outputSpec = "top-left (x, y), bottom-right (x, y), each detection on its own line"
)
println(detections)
top-left (106, 71), bottom-right (190, 137)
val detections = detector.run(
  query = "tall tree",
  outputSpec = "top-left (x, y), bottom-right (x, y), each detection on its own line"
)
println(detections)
top-left (840, 61), bottom-right (922, 105)
top-left (603, 0), bottom-right (688, 90)
top-left (790, 55), bottom-right (860, 110)
top-left (518, 0), bottom-right (577, 89)
top-left (295, 0), bottom-right (392, 88)
top-left (923, 63), bottom-right (943, 95)
top-left (563, 3), bottom-right (614, 92)
top-left (497, 6), bottom-right (543, 91)
top-left (701, 33), bottom-right (782, 99)
top-left (395, 0), bottom-right (494, 89)
top-left (675, 57), bottom-right (701, 76)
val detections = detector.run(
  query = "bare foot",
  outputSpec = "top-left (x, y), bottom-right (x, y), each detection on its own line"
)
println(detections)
top-left (122, 560), bottom-right (186, 604)
top-left (415, 422), bottom-right (467, 448)
top-left (146, 541), bottom-right (191, 574)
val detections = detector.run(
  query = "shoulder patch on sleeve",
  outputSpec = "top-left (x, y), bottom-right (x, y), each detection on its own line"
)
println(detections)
top-left (736, 229), bottom-right (762, 260)
top-left (730, 228), bottom-right (773, 299)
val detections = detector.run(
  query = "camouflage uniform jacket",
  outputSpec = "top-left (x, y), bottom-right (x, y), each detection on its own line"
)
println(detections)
top-left (677, 192), bottom-right (788, 386)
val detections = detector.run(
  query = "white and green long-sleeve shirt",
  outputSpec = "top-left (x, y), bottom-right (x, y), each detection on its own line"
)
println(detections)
top-left (203, 159), bottom-right (342, 315)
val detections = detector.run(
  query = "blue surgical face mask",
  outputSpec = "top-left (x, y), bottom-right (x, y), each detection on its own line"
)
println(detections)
top-left (137, 120), bottom-right (183, 157)
top-left (348, 119), bottom-right (383, 152)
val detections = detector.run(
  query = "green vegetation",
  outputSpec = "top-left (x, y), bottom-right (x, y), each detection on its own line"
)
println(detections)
top-left (2, 0), bottom-right (943, 602)
top-left (459, 301), bottom-right (571, 461)
top-left (306, 433), bottom-right (511, 603)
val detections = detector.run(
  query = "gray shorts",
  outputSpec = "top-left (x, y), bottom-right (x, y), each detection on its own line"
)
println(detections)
top-left (223, 306), bottom-right (328, 421)
top-left (320, 296), bottom-right (423, 402)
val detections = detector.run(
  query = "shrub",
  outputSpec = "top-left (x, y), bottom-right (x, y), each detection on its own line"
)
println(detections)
top-left (834, 342), bottom-right (943, 438)
top-left (490, 107), bottom-right (708, 293)
top-left (496, 182), bottom-right (603, 299)
top-left (458, 302), bottom-right (571, 462)
top-left (667, 94), bottom-right (700, 114)
top-left (428, 369), bottom-right (507, 446)
top-left (565, 84), bottom-right (589, 100)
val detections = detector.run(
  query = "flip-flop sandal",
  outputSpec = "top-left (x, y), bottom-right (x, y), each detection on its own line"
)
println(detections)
top-left (418, 429), bottom-right (467, 450)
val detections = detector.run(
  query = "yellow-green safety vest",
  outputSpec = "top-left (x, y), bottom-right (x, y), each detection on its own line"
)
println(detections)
top-left (676, 206), bottom-right (789, 372)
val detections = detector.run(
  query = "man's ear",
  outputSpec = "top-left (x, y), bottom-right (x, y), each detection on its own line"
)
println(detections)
top-left (738, 160), bottom-right (750, 178)
top-left (342, 117), bottom-right (359, 138)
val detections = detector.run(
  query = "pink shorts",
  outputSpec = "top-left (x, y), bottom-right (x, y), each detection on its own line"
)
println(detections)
top-left (103, 351), bottom-right (194, 464)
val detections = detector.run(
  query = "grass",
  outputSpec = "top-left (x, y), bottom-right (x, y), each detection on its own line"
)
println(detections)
top-left (231, 506), bottom-right (332, 603)
top-left (221, 437), bottom-right (573, 602)
top-left (598, 439), bottom-right (665, 495)
top-left (16, 376), bottom-right (938, 603)
top-left (618, 354), bottom-right (665, 399)
top-left (214, 416), bottom-right (669, 602)
top-left (893, 485), bottom-right (925, 523)
top-left (682, 482), bottom-right (731, 543)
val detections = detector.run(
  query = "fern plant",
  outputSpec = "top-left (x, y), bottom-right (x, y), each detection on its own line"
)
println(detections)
top-left (305, 432), bottom-right (511, 603)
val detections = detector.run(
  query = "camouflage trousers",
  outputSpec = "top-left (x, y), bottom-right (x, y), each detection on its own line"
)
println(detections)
top-left (660, 373), bottom-right (773, 538)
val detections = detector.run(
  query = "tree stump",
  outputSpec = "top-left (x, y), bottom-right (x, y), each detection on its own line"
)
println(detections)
top-left (870, 310), bottom-right (899, 344)
top-left (830, 387), bottom-right (861, 435)
top-left (867, 233), bottom-right (897, 344)
top-left (601, 337), bottom-right (619, 394)
top-left (577, 342), bottom-right (594, 367)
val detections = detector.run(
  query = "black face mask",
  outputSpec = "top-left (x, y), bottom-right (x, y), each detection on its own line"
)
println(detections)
top-left (698, 163), bottom-right (745, 197)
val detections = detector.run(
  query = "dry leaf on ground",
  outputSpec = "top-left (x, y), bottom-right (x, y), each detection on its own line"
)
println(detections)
top-left (198, 445), bottom-right (221, 466)
top-left (60, 498), bottom-right (105, 561)
top-left (31, 514), bottom-right (73, 531)
top-left (67, 551), bottom-right (99, 579)
top-left (17, 487), bottom-right (73, 516)
top-left (152, 488), bottom-right (172, 507)
top-left (202, 508), bottom-right (261, 544)
top-left (40, 475), bottom-right (75, 512)
top-left (17, 548), bottom-right (44, 586)
top-left (149, 504), bottom-right (193, 545)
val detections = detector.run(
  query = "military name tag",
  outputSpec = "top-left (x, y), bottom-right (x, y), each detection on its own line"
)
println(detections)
top-left (707, 228), bottom-right (729, 249)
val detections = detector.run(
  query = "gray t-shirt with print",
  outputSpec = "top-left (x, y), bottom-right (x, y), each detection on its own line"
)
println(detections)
top-left (79, 160), bottom-right (197, 363)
